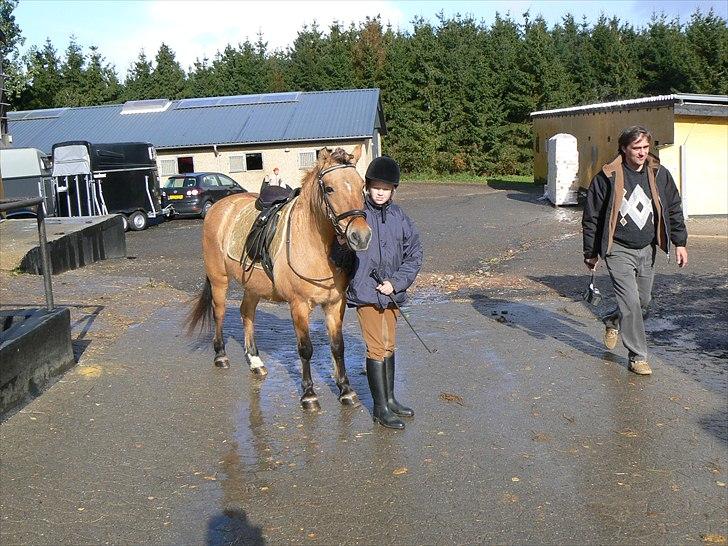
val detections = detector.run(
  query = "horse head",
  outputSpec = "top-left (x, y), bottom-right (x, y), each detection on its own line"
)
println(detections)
top-left (314, 145), bottom-right (371, 251)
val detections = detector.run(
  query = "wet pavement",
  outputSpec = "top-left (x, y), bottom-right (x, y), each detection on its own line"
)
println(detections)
top-left (1, 183), bottom-right (726, 544)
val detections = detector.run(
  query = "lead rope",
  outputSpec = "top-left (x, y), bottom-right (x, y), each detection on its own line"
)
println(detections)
top-left (285, 199), bottom-right (337, 284)
top-left (285, 162), bottom-right (366, 284)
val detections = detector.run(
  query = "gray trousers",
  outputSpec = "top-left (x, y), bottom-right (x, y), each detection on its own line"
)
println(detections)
top-left (603, 242), bottom-right (656, 362)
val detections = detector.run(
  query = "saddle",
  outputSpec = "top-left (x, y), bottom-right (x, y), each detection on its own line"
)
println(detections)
top-left (241, 186), bottom-right (300, 281)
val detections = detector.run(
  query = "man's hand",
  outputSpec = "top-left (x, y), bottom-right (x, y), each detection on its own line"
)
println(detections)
top-left (376, 280), bottom-right (394, 295)
top-left (584, 257), bottom-right (599, 271)
top-left (675, 246), bottom-right (688, 268)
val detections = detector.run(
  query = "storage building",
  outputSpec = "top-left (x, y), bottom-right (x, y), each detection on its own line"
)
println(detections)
top-left (531, 94), bottom-right (728, 216)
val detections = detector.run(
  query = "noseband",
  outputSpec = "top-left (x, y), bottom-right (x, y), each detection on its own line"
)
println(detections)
top-left (317, 163), bottom-right (367, 245)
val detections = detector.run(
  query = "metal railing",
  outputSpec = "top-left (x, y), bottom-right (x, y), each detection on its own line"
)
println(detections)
top-left (0, 197), bottom-right (54, 310)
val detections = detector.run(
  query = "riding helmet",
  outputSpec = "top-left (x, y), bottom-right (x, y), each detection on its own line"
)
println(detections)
top-left (365, 155), bottom-right (400, 187)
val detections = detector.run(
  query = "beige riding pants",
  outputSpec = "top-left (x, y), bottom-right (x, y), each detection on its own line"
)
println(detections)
top-left (356, 305), bottom-right (399, 360)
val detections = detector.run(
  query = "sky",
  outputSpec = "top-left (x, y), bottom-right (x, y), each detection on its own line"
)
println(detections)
top-left (14, 0), bottom-right (728, 77)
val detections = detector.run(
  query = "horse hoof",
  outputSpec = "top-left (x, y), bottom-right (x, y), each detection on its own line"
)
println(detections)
top-left (251, 366), bottom-right (268, 377)
top-left (214, 356), bottom-right (230, 368)
top-left (301, 398), bottom-right (321, 411)
top-left (339, 392), bottom-right (360, 407)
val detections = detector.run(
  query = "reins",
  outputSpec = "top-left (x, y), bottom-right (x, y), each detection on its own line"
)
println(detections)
top-left (286, 162), bottom-right (366, 283)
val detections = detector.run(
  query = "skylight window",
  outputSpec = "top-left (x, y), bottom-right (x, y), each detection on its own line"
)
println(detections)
top-left (174, 92), bottom-right (301, 110)
top-left (121, 99), bottom-right (171, 115)
top-left (7, 108), bottom-right (68, 121)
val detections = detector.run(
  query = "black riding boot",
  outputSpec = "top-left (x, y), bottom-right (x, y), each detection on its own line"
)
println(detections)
top-left (384, 353), bottom-right (415, 417)
top-left (366, 358), bottom-right (405, 430)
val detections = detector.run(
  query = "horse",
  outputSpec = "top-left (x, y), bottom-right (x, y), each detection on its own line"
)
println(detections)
top-left (186, 146), bottom-right (372, 410)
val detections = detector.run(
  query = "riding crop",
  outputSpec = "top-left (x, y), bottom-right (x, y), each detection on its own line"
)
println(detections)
top-left (369, 269), bottom-right (437, 354)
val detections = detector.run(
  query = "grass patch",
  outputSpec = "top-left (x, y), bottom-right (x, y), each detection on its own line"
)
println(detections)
top-left (401, 172), bottom-right (535, 185)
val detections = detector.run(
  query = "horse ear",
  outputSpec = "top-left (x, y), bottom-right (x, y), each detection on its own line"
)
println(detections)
top-left (318, 147), bottom-right (331, 163)
top-left (350, 144), bottom-right (363, 165)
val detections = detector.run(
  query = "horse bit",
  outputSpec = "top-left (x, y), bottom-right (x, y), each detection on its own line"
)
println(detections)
top-left (317, 163), bottom-right (367, 247)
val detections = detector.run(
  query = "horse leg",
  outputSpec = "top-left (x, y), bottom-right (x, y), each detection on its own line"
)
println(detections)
top-left (211, 277), bottom-right (230, 368)
top-left (240, 291), bottom-right (267, 377)
top-left (323, 300), bottom-right (358, 406)
top-left (290, 300), bottom-right (319, 411)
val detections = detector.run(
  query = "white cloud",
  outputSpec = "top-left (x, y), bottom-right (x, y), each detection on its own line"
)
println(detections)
top-left (105, 0), bottom-right (406, 75)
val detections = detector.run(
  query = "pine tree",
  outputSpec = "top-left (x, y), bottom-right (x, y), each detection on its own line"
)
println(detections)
top-left (149, 43), bottom-right (186, 99)
top-left (82, 46), bottom-right (121, 104)
top-left (123, 51), bottom-right (154, 100)
top-left (57, 37), bottom-right (86, 107)
top-left (685, 9), bottom-right (728, 94)
top-left (352, 17), bottom-right (385, 89)
top-left (286, 22), bottom-right (328, 91)
top-left (0, 0), bottom-right (26, 107)
top-left (16, 39), bottom-right (62, 110)
top-left (588, 16), bottom-right (641, 100)
top-left (185, 56), bottom-right (219, 98)
top-left (639, 14), bottom-right (702, 95)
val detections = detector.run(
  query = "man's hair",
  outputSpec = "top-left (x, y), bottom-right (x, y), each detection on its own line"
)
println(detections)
top-left (618, 125), bottom-right (652, 155)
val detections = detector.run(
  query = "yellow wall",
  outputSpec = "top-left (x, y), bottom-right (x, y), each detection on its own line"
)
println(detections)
top-left (156, 139), bottom-right (373, 192)
top-left (532, 106), bottom-right (674, 187)
top-left (669, 115), bottom-right (728, 216)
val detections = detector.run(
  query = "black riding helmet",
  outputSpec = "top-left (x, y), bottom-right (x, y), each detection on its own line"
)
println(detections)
top-left (365, 155), bottom-right (400, 187)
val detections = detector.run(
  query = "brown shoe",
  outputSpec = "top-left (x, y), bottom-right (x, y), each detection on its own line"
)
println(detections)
top-left (604, 327), bottom-right (619, 350)
top-left (629, 360), bottom-right (652, 375)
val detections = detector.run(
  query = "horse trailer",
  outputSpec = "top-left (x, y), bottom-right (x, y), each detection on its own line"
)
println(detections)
top-left (0, 147), bottom-right (55, 217)
top-left (51, 141), bottom-right (170, 230)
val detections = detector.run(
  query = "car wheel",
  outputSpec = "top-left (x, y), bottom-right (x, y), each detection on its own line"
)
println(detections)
top-left (121, 215), bottom-right (130, 232)
top-left (200, 200), bottom-right (213, 218)
top-left (129, 210), bottom-right (148, 231)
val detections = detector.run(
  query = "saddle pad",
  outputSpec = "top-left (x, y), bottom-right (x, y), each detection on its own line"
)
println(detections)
top-left (226, 196), bottom-right (298, 271)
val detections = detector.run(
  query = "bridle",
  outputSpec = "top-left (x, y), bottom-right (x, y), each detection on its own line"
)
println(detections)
top-left (317, 163), bottom-right (367, 245)
top-left (285, 162), bottom-right (367, 284)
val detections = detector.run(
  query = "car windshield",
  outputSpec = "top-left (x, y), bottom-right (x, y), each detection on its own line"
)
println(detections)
top-left (164, 176), bottom-right (197, 189)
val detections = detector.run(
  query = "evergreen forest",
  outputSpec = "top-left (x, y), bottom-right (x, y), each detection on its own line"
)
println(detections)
top-left (2, 0), bottom-right (727, 175)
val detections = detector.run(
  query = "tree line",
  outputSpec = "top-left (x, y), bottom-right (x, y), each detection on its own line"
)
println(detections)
top-left (2, 0), bottom-right (727, 175)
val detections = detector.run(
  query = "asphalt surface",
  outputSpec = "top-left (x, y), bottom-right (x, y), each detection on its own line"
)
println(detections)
top-left (1, 183), bottom-right (726, 544)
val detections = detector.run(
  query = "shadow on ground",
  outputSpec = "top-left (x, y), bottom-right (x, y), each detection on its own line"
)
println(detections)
top-left (532, 273), bottom-right (728, 360)
top-left (206, 509), bottom-right (265, 545)
top-left (469, 293), bottom-right (622, 365)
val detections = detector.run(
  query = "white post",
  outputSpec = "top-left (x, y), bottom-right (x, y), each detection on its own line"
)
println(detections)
top-left (680, 144), bottom-right (688, 220)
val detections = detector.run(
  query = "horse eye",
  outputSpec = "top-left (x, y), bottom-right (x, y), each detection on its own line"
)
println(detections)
top-left (324, 186), bottom-right (334, 194)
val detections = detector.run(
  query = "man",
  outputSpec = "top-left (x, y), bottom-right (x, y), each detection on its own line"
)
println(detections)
top-left (582, 125), bottom-right (688, 376)
top-left (260, 166), bottom-right (290, 193)
top-left (269, 167), bottom-right (289, 187)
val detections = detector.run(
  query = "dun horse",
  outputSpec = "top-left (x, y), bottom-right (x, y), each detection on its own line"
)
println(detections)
top-left (187, 146), bottom-right (371, 410)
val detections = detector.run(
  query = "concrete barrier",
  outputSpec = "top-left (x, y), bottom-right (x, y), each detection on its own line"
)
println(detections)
top-left (0, 215), bottom-right (126, 274)
top-left (0, 307), bottom-right (75, 418)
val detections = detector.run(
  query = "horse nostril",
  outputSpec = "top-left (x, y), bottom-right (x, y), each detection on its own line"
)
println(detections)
top-left (348, 229), bottom-right (371, 250)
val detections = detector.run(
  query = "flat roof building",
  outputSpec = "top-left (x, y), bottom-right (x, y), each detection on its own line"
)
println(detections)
top-left (531, 94), bottom-right (728, 216)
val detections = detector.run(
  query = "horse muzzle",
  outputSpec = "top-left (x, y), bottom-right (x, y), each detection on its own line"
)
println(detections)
top-left (347, 222), bottom-right (371, 251)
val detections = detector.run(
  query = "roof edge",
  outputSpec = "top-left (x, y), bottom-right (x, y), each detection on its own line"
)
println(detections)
top-left (531, 93), bottom-right (728, 119)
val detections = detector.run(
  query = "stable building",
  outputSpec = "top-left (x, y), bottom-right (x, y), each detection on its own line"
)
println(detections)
top-left (531, 94), bottom-right (728, 216)
top-left (6, 89), bottom-right (386, 191)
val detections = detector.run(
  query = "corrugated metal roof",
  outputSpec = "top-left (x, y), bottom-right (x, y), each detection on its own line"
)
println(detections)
top-left (530, 93), bottom-right (728, 118)
top-left (8, 89), bottom-right (383, 154)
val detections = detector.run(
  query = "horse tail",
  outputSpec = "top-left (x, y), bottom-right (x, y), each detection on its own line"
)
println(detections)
top-left (186, 276), bottom-right (213, 336)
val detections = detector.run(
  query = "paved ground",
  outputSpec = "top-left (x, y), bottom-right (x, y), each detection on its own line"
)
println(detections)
top-left (1, 183), bottom-right (726, 544)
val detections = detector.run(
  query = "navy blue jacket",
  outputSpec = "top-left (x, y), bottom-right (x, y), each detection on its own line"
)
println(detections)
top-left (346, 197), bottom-right (423, 308)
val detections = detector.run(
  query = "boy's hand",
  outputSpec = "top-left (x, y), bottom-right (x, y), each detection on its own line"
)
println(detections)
top-left (584, 257), bottom-right (599, 271)
top-left (675, 246), bottom-right (688, 268)
top-left (376, 280), bottom-right (394, 295)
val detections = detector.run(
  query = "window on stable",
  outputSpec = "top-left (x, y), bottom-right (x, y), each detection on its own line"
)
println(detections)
top-left (229, 153), bottom-right (263, 172)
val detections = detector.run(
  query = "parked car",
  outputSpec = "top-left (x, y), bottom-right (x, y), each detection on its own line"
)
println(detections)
top-left (161, 172), bottom-right (247, 218)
